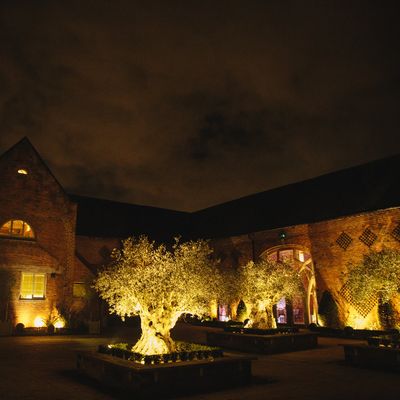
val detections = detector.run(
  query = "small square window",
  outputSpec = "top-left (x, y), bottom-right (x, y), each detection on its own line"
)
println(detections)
top-left (73, 283), bottom-right (87, 298)
top-left (20, 273), bottom-right (46, 299)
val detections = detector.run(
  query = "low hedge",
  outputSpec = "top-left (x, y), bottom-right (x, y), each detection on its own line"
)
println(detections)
top-left (99, 342), bottom-right (223, 365)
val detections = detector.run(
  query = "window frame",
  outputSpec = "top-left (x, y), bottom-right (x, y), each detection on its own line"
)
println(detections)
top-left (73, 282), bottom-right (88, 298)
top-left (0, 219), bottom-right (35, 240)
top-left (20, 273), bottom-right (46, 300)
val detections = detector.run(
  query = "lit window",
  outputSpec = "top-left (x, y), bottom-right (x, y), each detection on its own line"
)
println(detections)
top-left (218, 304), bottom-right (230, 321)
top-left (276, 297), bottom-right (287, 324)
top-left (0, 220), bottom-right (35, 239)
top-left (17, 169), bottom-right (28, 175)
top-left (295, 250), bottom-right (305, 262)
top-left (20, 273), bottom-right (46, 299)
top-left (73, 282), bottom-right (87, 298)
top-left (292, 295), bottom-right (305, 324)
top-left (279, 249), bottom-right (294, 262)
top-left (267, 251), bottom-right (278, 262)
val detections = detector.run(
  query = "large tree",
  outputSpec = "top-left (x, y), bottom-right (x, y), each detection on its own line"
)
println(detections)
top-left (94, 236), bottom-right (223, 355)
top-left (346, 249), bottom-right (400, 305)
top-left (238, 259), bottom-right (303, 329)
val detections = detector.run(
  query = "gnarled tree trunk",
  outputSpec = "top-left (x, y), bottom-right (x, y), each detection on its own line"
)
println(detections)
top-left (248, 303), bottom-right (276, 329)
top-left (132, 312), bottom-right (178, 355)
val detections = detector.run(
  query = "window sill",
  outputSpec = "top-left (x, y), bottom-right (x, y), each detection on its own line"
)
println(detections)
top-left (0, 236), bottom-right (36, 242)
top-left (19, 297), bottom-right (46, 301)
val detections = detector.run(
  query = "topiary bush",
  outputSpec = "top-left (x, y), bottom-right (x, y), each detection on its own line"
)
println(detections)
top-left (15, 322), bottom-right (25, 334)
top-left (236, 300), bottom-right (247, 322)
top-left (318, 291), bottom-right (341, 328)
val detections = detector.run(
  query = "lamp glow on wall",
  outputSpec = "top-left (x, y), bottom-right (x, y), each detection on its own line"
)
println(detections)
top-left (34, 316), bottom-right (45, 328)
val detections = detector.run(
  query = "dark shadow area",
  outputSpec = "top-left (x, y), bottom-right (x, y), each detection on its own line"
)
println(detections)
top-left (59, 366), bottom-right (263, 400)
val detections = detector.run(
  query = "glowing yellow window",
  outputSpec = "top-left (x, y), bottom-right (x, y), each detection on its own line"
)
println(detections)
top-left (295, 250), bottom-right (305, 262)
top-left (20, 273), bottom-right (46, 299)
top-left (0, 220), bottom-right (35, 239)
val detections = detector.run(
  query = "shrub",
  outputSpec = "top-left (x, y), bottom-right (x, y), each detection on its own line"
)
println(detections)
top-left (318, 291), bottom-right (340, 328)
top-left (15, 323), bottom-right (25, 334)
top-left (236, 300), bottom-right (247, 322)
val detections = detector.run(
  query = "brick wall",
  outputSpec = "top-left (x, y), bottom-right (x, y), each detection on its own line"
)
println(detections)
top-left (0, 140), bottom-right (77, 327)
top-left (70, 236), bottom-right (121, 320)
top-left (210, 207), bottom-right (400, 328)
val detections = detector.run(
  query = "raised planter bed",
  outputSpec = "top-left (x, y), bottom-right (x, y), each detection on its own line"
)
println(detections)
top-left (187, 319), bottom-right (244, 329)
top-left (343, 344), bottom-right (400, 372)
top-left (207, 331), bottom-right (317, 354)
top-left (309, 325), bottom-right (398, 340)
top-left (77, 351), bottom-right (254, 397)
top-left (13, 327), bottom-right (87, 336)
top-left (98, 343), bottom-right (224, 364)
top-left (224, 326), bottom-right (299, 335)
top-left (367, 335), bottom-right (400, 348)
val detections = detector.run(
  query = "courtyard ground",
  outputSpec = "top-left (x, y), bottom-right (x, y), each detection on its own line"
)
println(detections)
top-left (0, 323), bottom-right (399, 400)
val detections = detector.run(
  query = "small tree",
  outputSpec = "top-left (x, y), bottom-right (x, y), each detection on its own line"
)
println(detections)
top-left (238, 260), bottom-right (303, 329)
top-left (94, 236), bottom-right (222, 355)
top-left (346, 249), bottom-right (400, 307)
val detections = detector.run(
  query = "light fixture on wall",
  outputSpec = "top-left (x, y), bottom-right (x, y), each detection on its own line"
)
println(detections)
top-left (17, 169), bottom-right (28, 175)
top-left (279, 231), bottom-right (286, 241)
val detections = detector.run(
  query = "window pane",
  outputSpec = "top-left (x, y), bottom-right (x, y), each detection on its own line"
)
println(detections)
top-left (21, 273), bottom-right (34, 299)
top-left (276, 297), bottom-right (287, 324)
top-left (295, 250), bottom-right (305, 262)
top-left (73, 283), bottom-right (87, 298)
top-left (218, 304), bottom-right (230, 321)
top-left (23, 223), bottom-right (34, 238)
top-left (33, 274), bottom-right (45, 298)
top-left (0, 220), bottom-right (35, 239)
top-left (11, 220), bottom-right (24, 235)
top-left (292, 296), bottom-right (304, 324)
top-left (0, 221), bottom-right (12, 235)
top-left (267, 252), bottom-right (278, 262)
top-left (20, 273), bottom-right (45, 299)
top-left (279, 249), bottom-right (293, 262)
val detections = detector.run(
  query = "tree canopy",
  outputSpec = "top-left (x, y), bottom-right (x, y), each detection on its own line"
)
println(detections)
top-left (94, 236), bottom-right (223, 354)
top-left (346, 249), bottom-right (400, 304)
top-left (237, 259), bottom-right (302, 328)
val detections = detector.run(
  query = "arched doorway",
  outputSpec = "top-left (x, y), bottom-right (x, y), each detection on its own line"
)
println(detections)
top-left (261, 245), bottom-right (318, 326)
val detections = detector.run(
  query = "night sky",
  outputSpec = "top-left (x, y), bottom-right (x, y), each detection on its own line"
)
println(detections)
top-left (1, 1), bottom-right (399, 211)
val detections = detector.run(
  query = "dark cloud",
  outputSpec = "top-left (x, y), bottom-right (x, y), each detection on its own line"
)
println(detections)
top-left (0, 0), bottom-right (399, 211)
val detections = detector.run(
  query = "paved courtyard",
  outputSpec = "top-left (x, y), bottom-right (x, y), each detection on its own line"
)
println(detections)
top-left (0, 323), bottom-right (399, 400)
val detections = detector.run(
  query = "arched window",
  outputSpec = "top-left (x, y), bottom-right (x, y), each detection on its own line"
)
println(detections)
top-left (0, 220), bottom-right (35, 239)
top-left (261, 245), bottom-right (318, 326)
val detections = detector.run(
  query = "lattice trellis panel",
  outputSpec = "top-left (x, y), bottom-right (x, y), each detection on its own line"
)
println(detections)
top-left (359, 228), bottom-right (377, 247)
top-left (339, 280), bottom-right (378, 317)
top-left (392, 224), bottom-right (400, 242)
top-left (336, 232), bottom-right (353, 250)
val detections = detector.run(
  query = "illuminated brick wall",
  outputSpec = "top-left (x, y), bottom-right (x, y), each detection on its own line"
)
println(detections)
top-left (0, 139), bottom-right (77, 327)
top-left (210, 207), bottom-right (400, 328)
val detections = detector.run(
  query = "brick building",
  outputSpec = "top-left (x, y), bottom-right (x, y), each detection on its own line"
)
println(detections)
top-left (0, 138), bottom-right (399, 331)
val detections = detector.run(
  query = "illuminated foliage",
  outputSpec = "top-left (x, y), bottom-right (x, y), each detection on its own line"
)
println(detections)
top-left (346, 249), bottom-right (400, 305)
top-left (94, 236), bottom-right (222, 355)
top-left (238, 260), bottom-right (302, 329)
